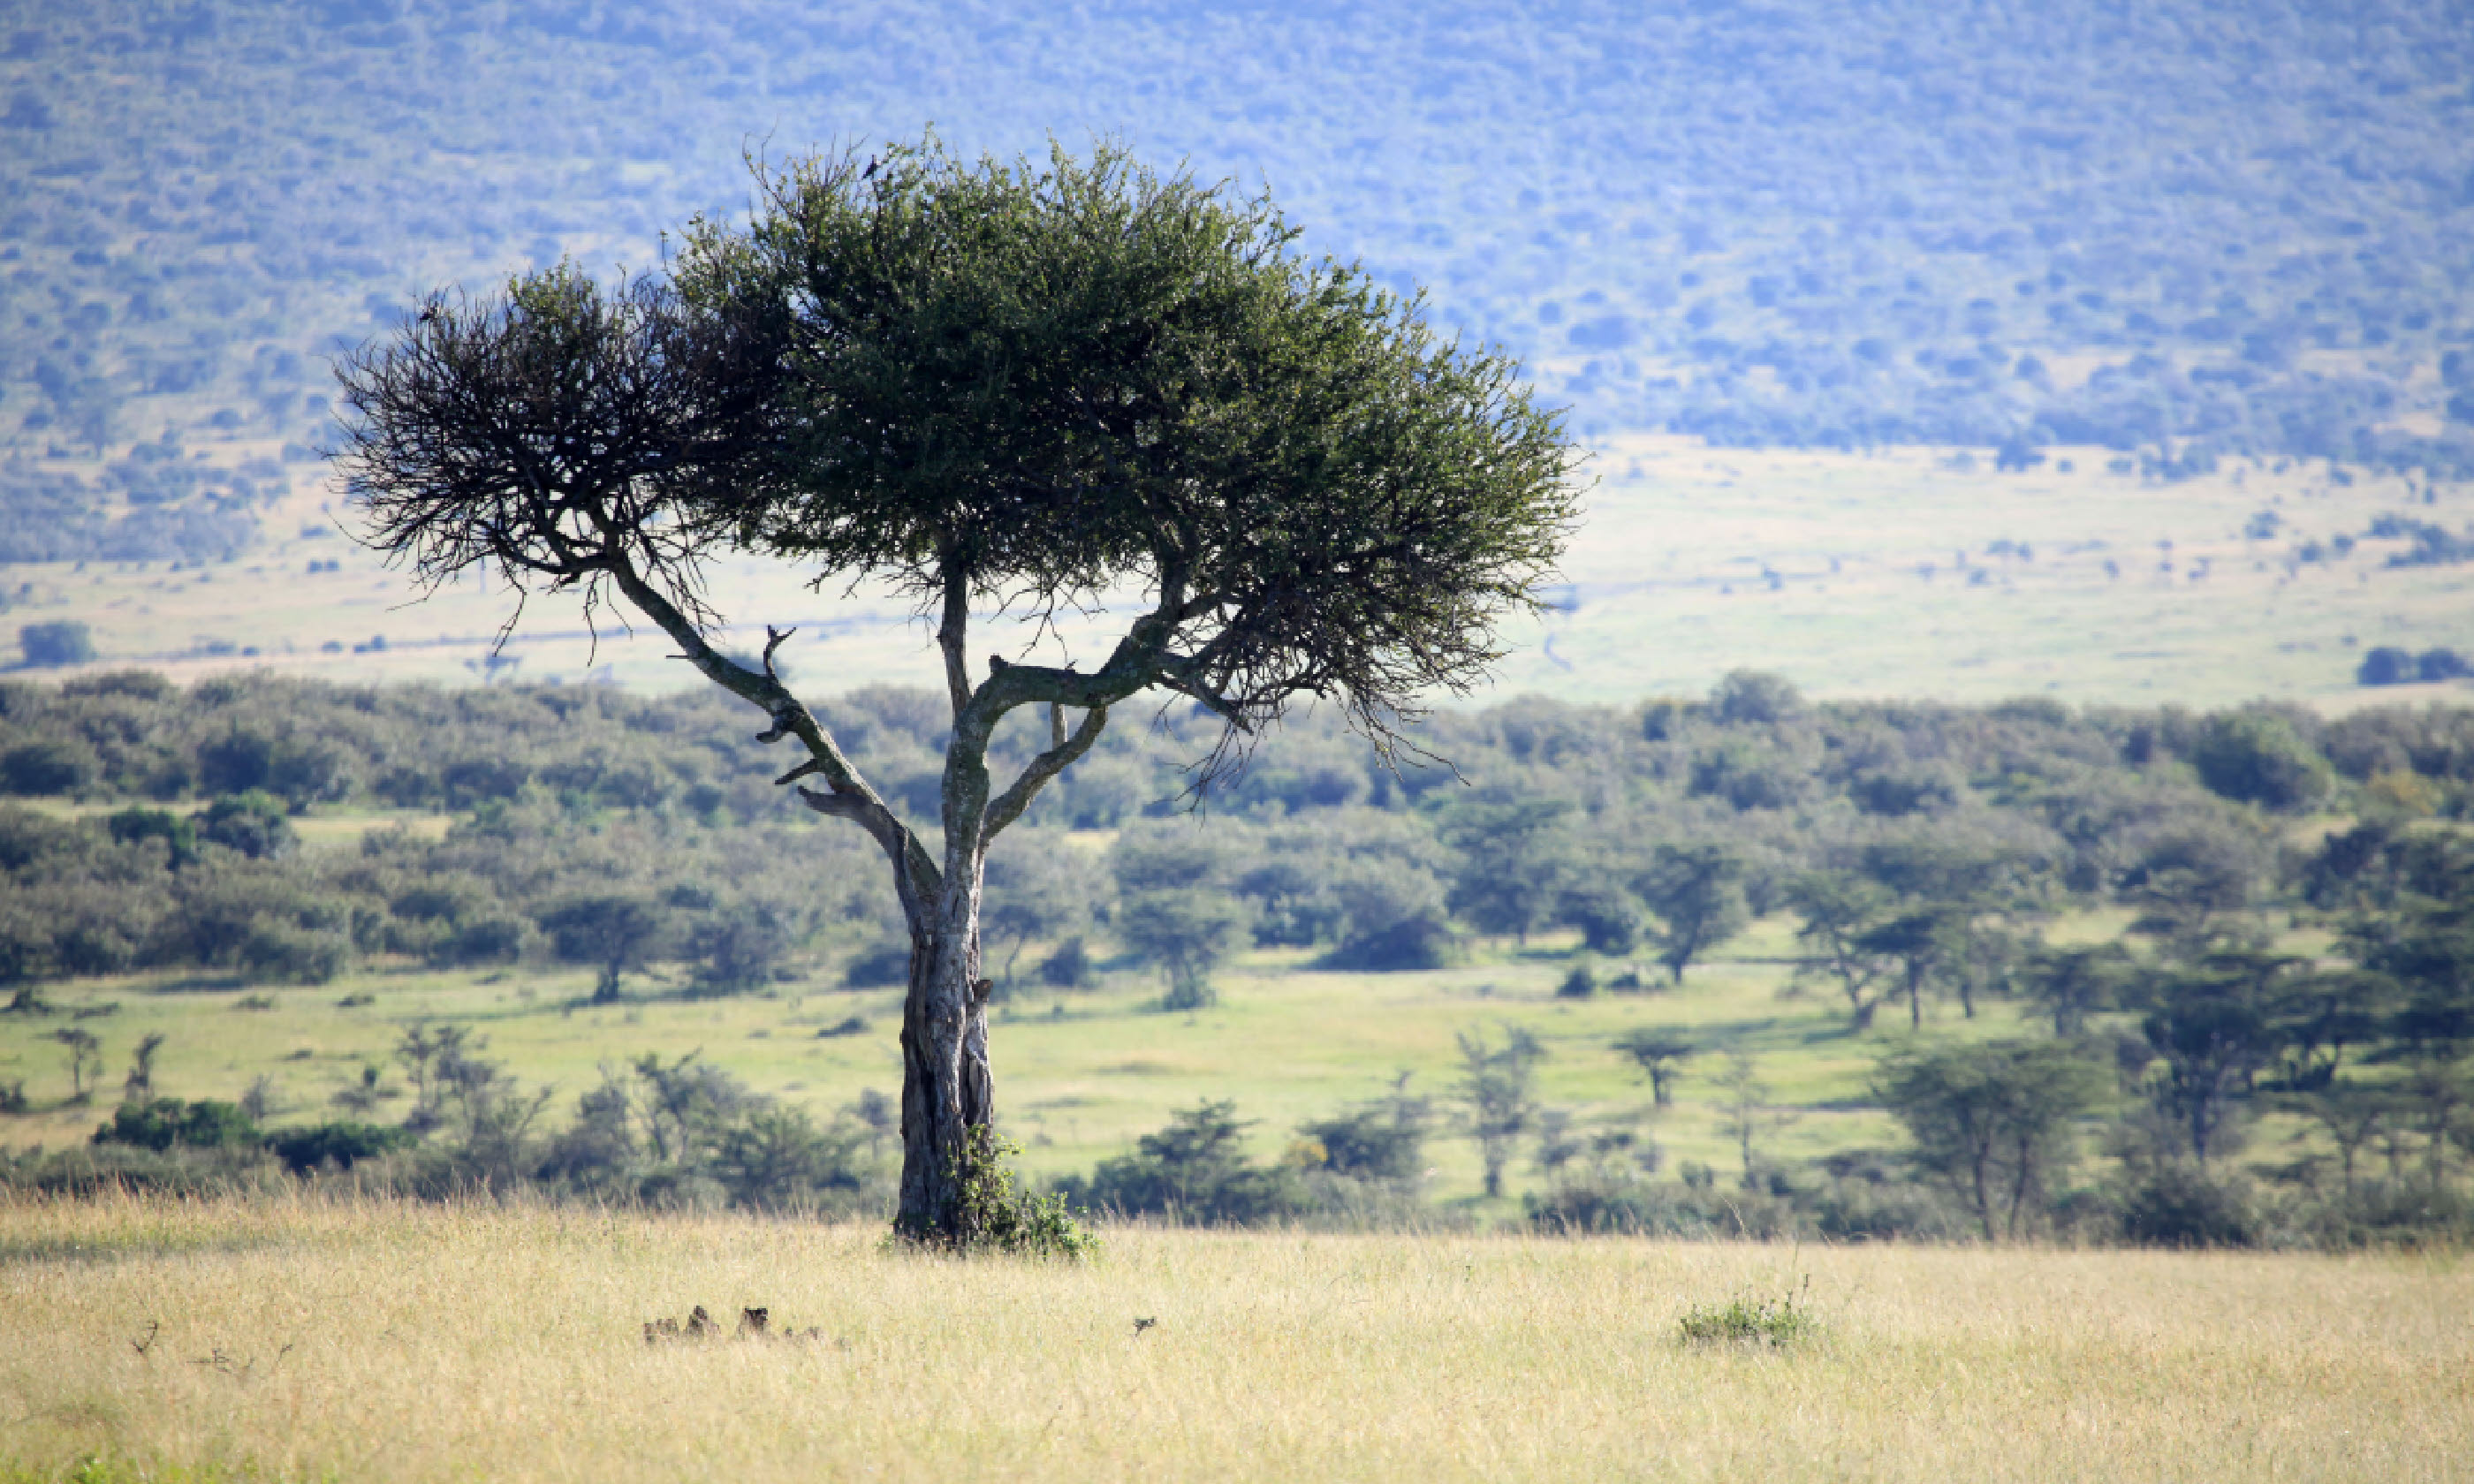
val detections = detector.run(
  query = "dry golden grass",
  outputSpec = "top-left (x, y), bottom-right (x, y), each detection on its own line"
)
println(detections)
top-left (3, 1195), bottom-right (2467, 1482)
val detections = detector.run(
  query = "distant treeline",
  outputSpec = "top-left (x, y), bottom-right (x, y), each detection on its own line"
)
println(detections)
top-left (2, 668), bottom-right (2472, 993)
top-left (4, 670), bottom-right (2472, 1246)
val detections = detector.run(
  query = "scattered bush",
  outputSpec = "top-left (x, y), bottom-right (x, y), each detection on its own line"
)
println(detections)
top-left (1678, 1279), bottom-right (1816, 1347)
top-left (1038, 936), bottom-right (1096, 988)
top-left (266, 1119), bottom-right (415, 1174)
top-left (844, 941), bottom-right (912, 989)
top-left (2115, 1161), bottom-right (2259, 1247)
top-left (19, 622), bottom-right (94, 669)
top-left (2359, 646), bottom-right (2470, 686)
top-left (92, 1097), bottom-right (261, 1152)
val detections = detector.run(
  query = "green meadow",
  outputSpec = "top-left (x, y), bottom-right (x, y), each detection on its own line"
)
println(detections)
top-left (0, 879), bottom-right (2282, 1213)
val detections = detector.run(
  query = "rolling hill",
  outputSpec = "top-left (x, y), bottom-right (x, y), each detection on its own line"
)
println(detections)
top-left (4, 0), bottom-right (2474, 572)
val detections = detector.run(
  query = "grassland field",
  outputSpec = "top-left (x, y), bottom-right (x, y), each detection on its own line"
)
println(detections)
top-left (1, 1197), bottom-right (2467, 1482)
top-left (5, 438), bottom-right (2471, 714)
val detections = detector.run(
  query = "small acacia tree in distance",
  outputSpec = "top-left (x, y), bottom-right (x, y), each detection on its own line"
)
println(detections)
top-left (1635, 843), bottom-right (1749, 985)
top-left (337, 137), bottom-right (1580, 1244)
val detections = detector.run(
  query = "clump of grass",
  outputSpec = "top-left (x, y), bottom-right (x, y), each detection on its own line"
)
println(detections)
top-left (1678, 1275), bottom-right (1815, 1348)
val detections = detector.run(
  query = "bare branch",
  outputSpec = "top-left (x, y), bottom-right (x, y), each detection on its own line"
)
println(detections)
top-left (596, 543), bottom-right (940, 898)
top-left (937, 565), bottom-right (972, 723)
top-left (762, 625), bottom-right (795, 681)
top-left (982, 705), bottom-right (1109, 841)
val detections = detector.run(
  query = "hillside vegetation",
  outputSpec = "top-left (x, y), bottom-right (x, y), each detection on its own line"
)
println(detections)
top-left (5, 0), bottom-right (2474, 567)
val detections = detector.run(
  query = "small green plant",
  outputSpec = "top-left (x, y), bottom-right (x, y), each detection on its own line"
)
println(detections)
top-left (907, 1126), bottom-right (1099, 1260)
top-left (1678, 1275), bottom-right (1815, 1348)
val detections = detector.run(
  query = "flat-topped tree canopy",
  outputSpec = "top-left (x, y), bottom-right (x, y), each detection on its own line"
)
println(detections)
top-left (675, 138), bottom-right (1577, 764)
top-left (337, 135), bottom-right (1581, 1245)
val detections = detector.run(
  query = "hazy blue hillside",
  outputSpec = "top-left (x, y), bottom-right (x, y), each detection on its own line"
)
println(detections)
top-left (4, 0), bottom-right (2473, 561)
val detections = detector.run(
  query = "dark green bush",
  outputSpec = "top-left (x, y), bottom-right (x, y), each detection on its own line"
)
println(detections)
top-left (1322, 911), bottom-right (1456, 971)
top-left (844, 941), bottom-right (912, 988)
top-left (1038, 936), bottom-right (1095, 988)
top-left (2, 739), bottom-right (100, 795)
top-left (92, 1097), bottom-right (261, 1152)
top-left (18, 621), bottom-right (95, 669)
top-left (195, 791), bottom-right (294, 859)
top-left (1294, 1096), bottom-right (1431, 1184)
top-left (1059, 1102), bottom-right (1300, 1224)
top-left (2187, 711), bottom-right (2330, 811)
top-left (266, 1120), bottom-right (415, 1174)
top-left (2116, 1161), bottom-right (2259, 1247)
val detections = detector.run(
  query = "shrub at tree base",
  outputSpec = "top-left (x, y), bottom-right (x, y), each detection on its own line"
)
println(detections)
top-left (933, 1129), bottom-right (1097, 1260)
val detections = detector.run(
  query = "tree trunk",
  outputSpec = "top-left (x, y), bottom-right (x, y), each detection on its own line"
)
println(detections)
top-left (1969, 1150), bottom-right (1994, 1241)
top-left (893, 864), bottom-right (995, 1240)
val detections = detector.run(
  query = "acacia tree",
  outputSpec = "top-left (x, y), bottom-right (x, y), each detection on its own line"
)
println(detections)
top-left (1635, 843), bottom-right (1749, 985)
top-left (1877, 1039), bottom-right (2106, 1240)
top-left (337, 139), bottom-right (1578, 1242)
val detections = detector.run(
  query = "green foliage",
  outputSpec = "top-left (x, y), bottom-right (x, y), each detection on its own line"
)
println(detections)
top-left (713, 1106), bottom-right (869, 1211)
top-left (1062, 1102), bottom-right (1298, 1225)
top-left (536, 893), bottom-right (668, 1003)
top-left (2114, 1161), bottom-right (2260, 1248)
top-left (674, 138), bottom-right (1580, 746)
top-left (1708, 670), bottom-right (1803, 726)
top-left (2, 740), bottom-right (99, 796)
top-left (1294, 1090), bottom-right (1433, 1184)
top-left (1440, 796), bottom-right (1578, 943)
top-left (1635, 844), bottom-right (1750, 985)
top-left (93, 1098), bottom-right (261, 1152)
top-left (2187, 711), bottom-right (2333, 812)
top-left (194, 791), bottom-right (293, 859)
top-left (1037, 936), bottom-right (1096, 989)
top-left (1876, 1040), bottom-right (2108, 1239)
top-left (18, 622), bottom-right (94, 669)
top-left (1678, 1278), bottom-right (1817, 1348)
top-left (938, 1127), bottom-right (1098, 1259)
top-left (1457, 1027), bottom-right (1545, 1200)
top-left (843, 941), bottom-right (912, 990)
top-left (106, 806), bottom-right (196, 867)
top-left (265, 1120), bottom-right (414, 1175)
top-left (1613, 1031), bottom-right (1696, 1106)
top-left (1554, 882), bottom-right (1642, 957)
top-left (1118, 890), bottom-right (1244, 1011)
